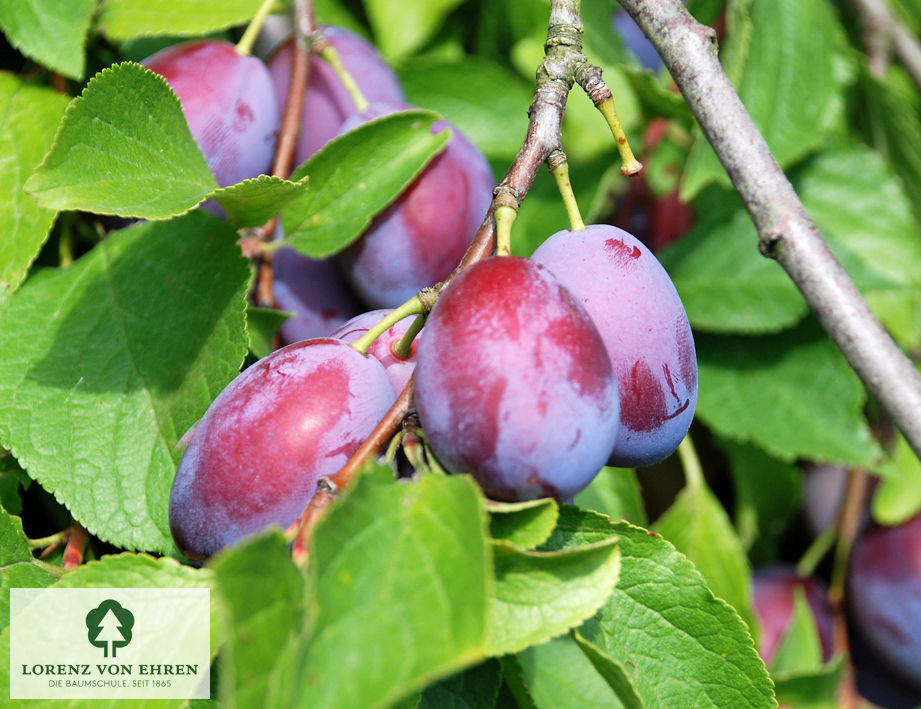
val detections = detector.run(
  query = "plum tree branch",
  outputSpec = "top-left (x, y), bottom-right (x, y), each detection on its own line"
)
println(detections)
top-left (617, 0), bottom-right (921, 461)
top-left (850, 0), bottom-right (921, 91)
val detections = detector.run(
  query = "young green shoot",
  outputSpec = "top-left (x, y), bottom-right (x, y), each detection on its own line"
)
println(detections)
top-left (352, 296), bottom-right (425, 355)
top-left (392, 314), bottom-right (425, 359)
top-left (495, 205), bottom-right (518, 256)
top-left (596, 97), bottom-right (643, 176)
top-left (677, 434), bottom-right (705, 492)
top-left (235, 0), bottom-right (279, 57)
top-left (319, 43), bottom-right (370, 112)
top-left (549, 157), bottom-right (585, 231)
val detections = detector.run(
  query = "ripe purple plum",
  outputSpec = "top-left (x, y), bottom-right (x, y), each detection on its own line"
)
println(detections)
top-left (752, 566), bottom-right (834, 667)
top-left (169, 339), bottom-right (394, 560)
top-left (531, 224), bottom-right (697, 467)
top-left (848, 512), bottom-right (921, 690)
top-left (414, 256), bottom-right (620, 501)
top-left (273, 246), bottom-right (363, 345)
top-left (142, 40), bottom-right (279, 188)
top-left (330, 309), bottom-right (419, 394)
top-left (267, 26), bottom-right (405, 164)
top-left (337, 103), bottom-right (495, 308)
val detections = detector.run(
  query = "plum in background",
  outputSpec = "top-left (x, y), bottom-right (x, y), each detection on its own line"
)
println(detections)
top-left (267, 26), bottom-right (405, 165)
top-left (330, 309), bottom-right (419, 394)
top-left (414, 256), bottom-right (620, 502)
top-left (752, 566), bottom-right (835, 667)
top-left (142, 39), bottom-right (279, 188)
top-left (337, 103), bottom-right (495, 308)
top-left (169, 339), bottom-right (394, 560)
top-left (273, 246), bottom-right (363, 345)
top-left (532, 224), bottom-right (696, 467)
top-left (848, 511), bottom-right (921, 691)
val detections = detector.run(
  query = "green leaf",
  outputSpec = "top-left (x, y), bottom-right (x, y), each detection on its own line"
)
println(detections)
top-left (245, 305), bottom-right (292, 360)
top-left (25, 62), bottom-right (218, 219)
top-left (0, 0), bottom-right (95, 79)
top-left (574, 467), bottom-right (648, 527)
top-left (210, 175), bottom-right (311, 229)
top-left (695, 320), bottom-right (883, 467)
top-left (0, 212), bottom-right (251, 553)
top-left (365, 0), bottom-right (466, 61)
top-left (96, 0), bottom-right (270, 39)
top-left (872, 432), bottom-right (921, 525)
top-left (399, 58), bottom-right (531, 161)
top-left (769, 588), bottom-right (823, 676)
top-left (719, 439), bottom-right (803, 561)
top-left (653, 479), bottom-right (756, 635)
top-left (572, 631), bottom-right (645, 709)
top-left (418, 659), bottom-right (503, 709)
top-left (280, 110), bottom-right (449, 258)
top-left (543, 509), bottom-right (776, 709)
top-left (681, 0), bottom-right (849, 199)
top-left (514, 633), bottom-right (637, 709)
top-left (772, 656), bottom-right (845, 709)
top-left (0, 455), bottom-right (31, 515)
top-left (487, 498), bottom-right (559, 550)
top-left (658, 204), bottom-right (808, 333)
top-left (0, 74), bottom-right (70, 294)
top-left (487, 537), bottom-right (621, 656)
top-left (287, 466), bottom-right (491, 709)
top-left (0, 563), bottom-right (59, 633)
top-left (211, 531), bottom-right (308, 708)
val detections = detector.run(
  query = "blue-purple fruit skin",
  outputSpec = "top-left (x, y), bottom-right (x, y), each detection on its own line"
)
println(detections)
top-left (273, 246), bottom-right (363, 345)
top-left (142, 39), bottom-right (279, 188)
top-left (267, 26), bottom-right (406, 165)
top-left (848, 512), bottom-right (921, 690)
top-left (531, 224), bottom-right (697, 467)
top-left (169, 339), bottom-right (394, 560)
top-left (337, 103), bottom-right (495, 308)
top-left (330, 309), bottom-right (419, 394)
top-left (414, 256), bottom-right (620, 501)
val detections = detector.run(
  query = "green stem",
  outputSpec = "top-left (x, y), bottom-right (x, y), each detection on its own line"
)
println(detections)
top-left (495, 205), bottom-right (518, 256)
top-left (549, 160), bottom-right (585, 231)
top-left (319, 44), bottom-right (369, 112)
top-left (236, 0), bottom-right (278, 56)
top-left (352, 297), bottom-right (424, 355)
top-left (32, 559), bottom-right (67, 578)
top-left (796, 527), bottom-right (837, 578)
top-left (677, 434), bottom-right (704, 491)
top-left (392, 314), bottom-right (425, 359)
top-left (596, 97), bottom-right (643, 176)
top-left (27, 531), bottom-right (67, 550)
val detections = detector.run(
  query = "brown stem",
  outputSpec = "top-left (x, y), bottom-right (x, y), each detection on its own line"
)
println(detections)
top-left (618, 0), bottom-right (921, 462)
top-left (851, 0), bottom-right (921, 92)
top-left (62, 523), bottom-right (89, 570)
top-left (290, 0), bottom-right (593, 562)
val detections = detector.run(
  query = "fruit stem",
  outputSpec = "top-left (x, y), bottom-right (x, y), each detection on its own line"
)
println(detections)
top-left (392, 314), bottom-right (425, 360)
top-left (495, 205), bottom-right (518, 256)
top-left (318, 42), bottom-right (370, 112)
top-left (235, 0), bottom-right (278, 57)
top-left (796, 526), bottom-right (837, 578)
top-left (596, 97), bottom-right (643, 176)
top-left (677, 434), bottom-right (704, 491)
top-left (548, 151), bottom-right (585, 231)
top-left (352, 297), bottom-right (424, 355)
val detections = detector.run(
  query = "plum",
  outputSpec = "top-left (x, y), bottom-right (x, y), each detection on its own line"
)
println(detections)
top-left (273, 246), bottom-right (363, 345)
top-left (267, 26), bottom-right (405, 165)
top-left (531, 224), bottom-right (697, 467)
top-left (169, 338), bottom-right (394, 559)
top-left (142, 39), bottom-right (279, 188)
top-left (330, 309), bottom-right (420, 394)
top-left (414, 256), bottom-right (620, 501)
top-left (752, 566), bottom-right (834, 667)
top-left (336, 103), bottom-right (495, 308)
top-left (848, 512), bottom-right (921, 690)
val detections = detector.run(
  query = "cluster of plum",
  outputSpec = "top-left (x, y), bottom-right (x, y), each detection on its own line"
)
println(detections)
top-left (150, 25), bottom-right (697, 561)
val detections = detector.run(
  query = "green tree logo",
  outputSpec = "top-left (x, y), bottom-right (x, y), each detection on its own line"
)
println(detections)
top-left (85, 599), bottom-right (134, 658)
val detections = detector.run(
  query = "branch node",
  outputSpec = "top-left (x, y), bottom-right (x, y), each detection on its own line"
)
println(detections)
top-left (758, 231), bottom-right (784, 259)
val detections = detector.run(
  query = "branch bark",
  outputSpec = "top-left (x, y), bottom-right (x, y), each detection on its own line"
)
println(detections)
top-left (617, 0), bottom-right (921, 461)
top-left (851, 0), bottom-right (921, 92)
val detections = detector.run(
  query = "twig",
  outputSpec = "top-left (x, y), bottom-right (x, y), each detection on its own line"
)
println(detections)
top-left (851, 0), bottom-right (921, 92)
top-left (618, 0), bottom-right (921, 462)
top-left (291, 0), bottom-right (607, 560)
